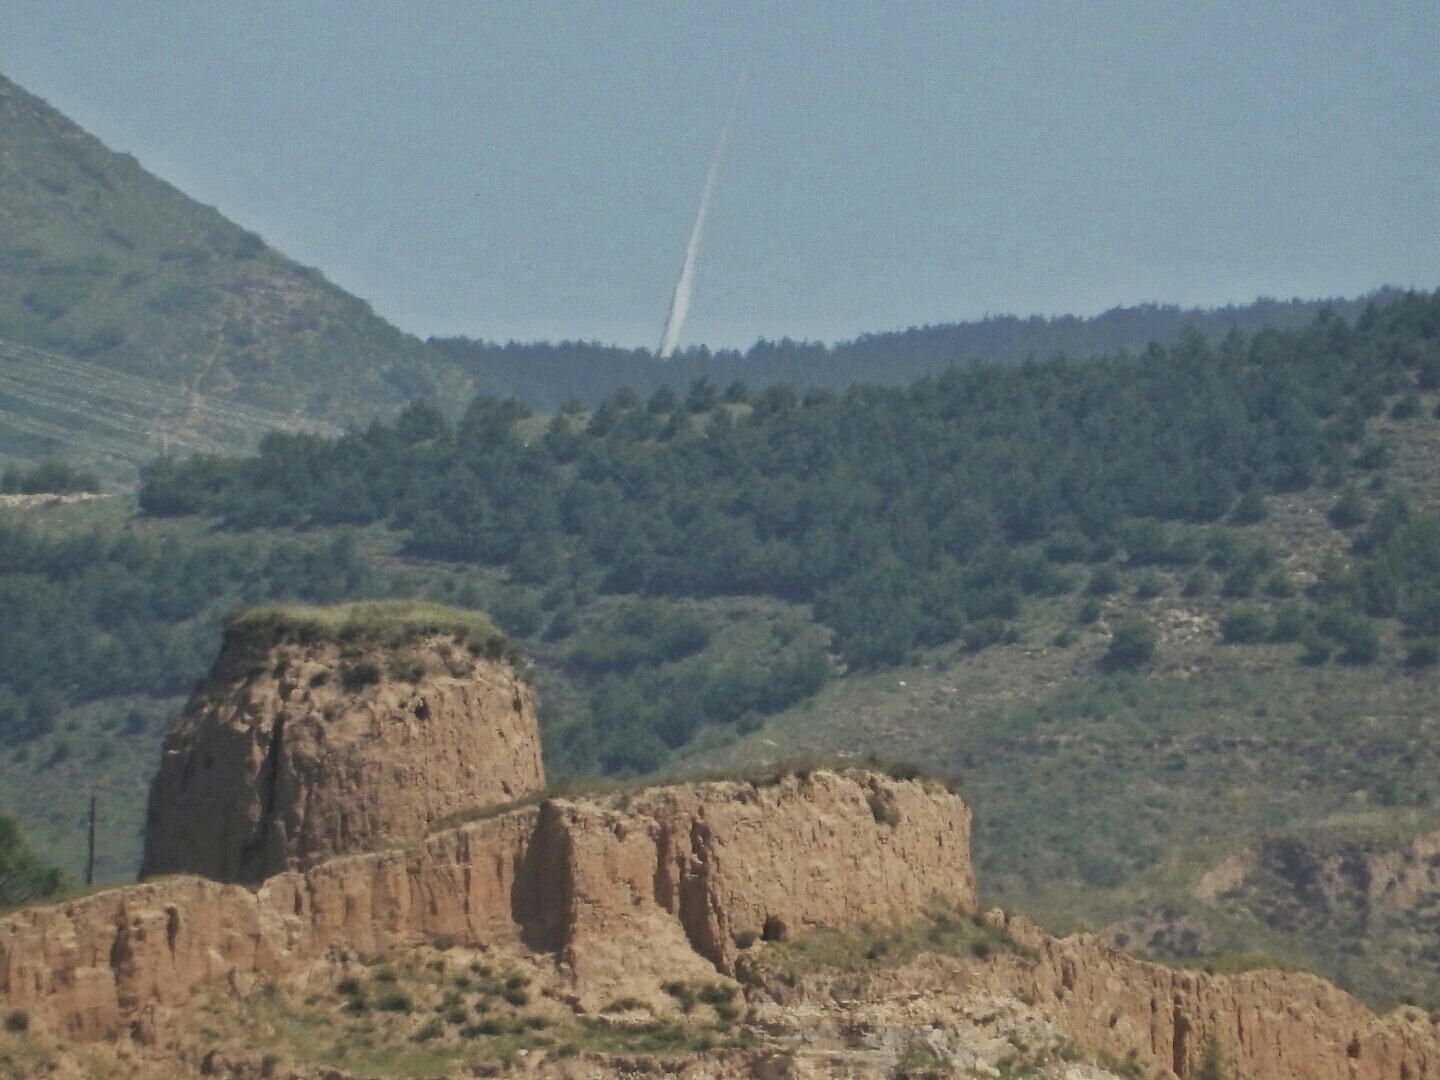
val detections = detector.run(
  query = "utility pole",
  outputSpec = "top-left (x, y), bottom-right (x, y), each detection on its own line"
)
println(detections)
top-left (85, 794), bottom-right (96, 887)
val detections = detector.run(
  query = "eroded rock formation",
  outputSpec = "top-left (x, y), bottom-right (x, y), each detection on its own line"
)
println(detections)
top-left (4, 770), bottom-right (971, 1037)
top-left (5, 769), bottom-right (1440, 1078)
top-left (140, 603), bottom-right (544, 883)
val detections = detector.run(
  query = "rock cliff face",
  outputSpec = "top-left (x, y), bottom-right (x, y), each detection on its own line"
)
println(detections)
top-left (4, 770), bottom-right (970, 1037)
top-left (6, 769), bottom-right (1440, 1078)
top-left (976, 910), bottom-right (1440, 1080)
top-left (140, 603), bottom-right (544, 883)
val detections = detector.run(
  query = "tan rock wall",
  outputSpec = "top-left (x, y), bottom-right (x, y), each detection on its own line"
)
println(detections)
top-left (982, 911), bottom-right (1440, 1080)
top-left (4, 771), bottom-right (965, 1036)
top-left (140, 631), bottom-right (544, 883)
top-left (14, 769), bottom-right (1438, 1078)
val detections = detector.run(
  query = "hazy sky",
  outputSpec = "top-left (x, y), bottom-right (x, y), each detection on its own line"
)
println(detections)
top-left (2, 1), bottom-right (1437, 349)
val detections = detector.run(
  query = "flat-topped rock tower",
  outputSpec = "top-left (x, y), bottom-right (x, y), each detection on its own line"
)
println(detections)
top-left (140, 601), bottom-right (544, 883)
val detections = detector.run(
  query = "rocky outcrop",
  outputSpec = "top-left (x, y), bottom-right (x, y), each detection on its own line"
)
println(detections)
top-left (8, 767), bottom-right (1440, 1078)
top-left (140, 603), bottom-right (544, 883)
top-left (976, 910), bottom-right (1440, 1080)
top-left (3, 770), bottom-right (970, 1038)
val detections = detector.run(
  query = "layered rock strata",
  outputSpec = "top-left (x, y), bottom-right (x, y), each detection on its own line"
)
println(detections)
top-left (977, 910), bottom-right (1440, 1080)
top-left (7, 768), bottom-right (1440, 1077)
top-left (140, 604), bottom-right (544, 883)
top-left (2, 770), bottom-right (972, 1038)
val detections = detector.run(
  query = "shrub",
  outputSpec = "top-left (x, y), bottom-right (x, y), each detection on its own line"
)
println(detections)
top-left (662, 981), bottom-right (698, 1012)
top-left (1134, 572), bottom-right (1165, 599)
top-left (961, 618), bottom-right (1007, 652)
top-left (1263, 571), bottom-right (1295, 598)
top-left (376, 991), bottom-right (412, 1012)
top-left (1406, 641), bottom-right (1439, 669)
top-left (1075, 598), bottom-right (1102, 625)
top-left (1230, 489), bottom-right (1267, 525)
top-left (603, 997), bottom-right (645, 1013)
top-left (1086, 564), bottom-right (1122, 596)
top-left (1391, 393), bottom-right (1422, 419)
top-left (1181, 570), bottom-right (1210, 598)
top-left (341, 661), bottom-right (381, 690)
top-left (1353, 441), bottom-right (1391, 470)
top-left (1317, 606), bottom-right (1380, 665)
top-left (4, 1009), bottom-right (28, 1033)
top-left (1299, 627), bottom-right (1332, 666)
top-left (1220, 606), bottom-right (1268, 644)
top-left (1102, 617), bottom-right (1156, 671)
top-left (1269, 604), bottom-right (1306, 643)
top-left (1328, 485), bottom-right (1367, 528)
top-left (1221, 563), bottom-right (1258, 598)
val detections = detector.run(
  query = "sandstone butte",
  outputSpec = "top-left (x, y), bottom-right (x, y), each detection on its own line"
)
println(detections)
top-left (1, 601), bottom-right (1439, 1079)
top-left (140, 602), bottom-right (545, 883)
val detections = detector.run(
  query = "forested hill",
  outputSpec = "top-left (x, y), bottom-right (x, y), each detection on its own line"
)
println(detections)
top-left (0, 72), bottom-right (477, 478)
top-left (427, 291), bottom-right (1396, 413)
top-left (146, 290), bottom-right (1440, 772)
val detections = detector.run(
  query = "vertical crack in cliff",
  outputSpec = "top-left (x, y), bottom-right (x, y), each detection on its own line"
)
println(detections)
top-left (675, 815), bottom-right (727, 972)
top-left (239, 713), bottom-right (286, 880)
top-left (1172, 1002), bottom-right (1191, 1077)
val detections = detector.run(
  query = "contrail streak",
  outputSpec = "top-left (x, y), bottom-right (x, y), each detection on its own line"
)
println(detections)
top-left (657, 70), bottom-right (748, 360)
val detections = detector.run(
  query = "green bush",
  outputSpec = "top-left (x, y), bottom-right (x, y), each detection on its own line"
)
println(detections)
top-left (1405, 640), bottom-right (1439, 669)
top-left (1391, 393), bottom-right (1423, 419)
top-left (1269, 604), bottom-right (1306, 643)
top-left (1101, 617), bottom-right (1156, 671)
top-left (1219, 606), bottom-right (1269, 644)
top-left (1328, 485), bottom-right (1367, 528)
top-left (0, 814), bottom-right (66, 908)
top-left (1299, 626), bottom-right (1333, 666)
top-left (1230, 489), bottom-right (1267, 524)
top-left (1134, 572), bottom-right (1165, 599)
top-left (1086, 564), bottom-right (1122, 596)
top-left (1316, 606), bottom-right (1380, 665)
top-left (1263, 571), bottom-right (1295, 598)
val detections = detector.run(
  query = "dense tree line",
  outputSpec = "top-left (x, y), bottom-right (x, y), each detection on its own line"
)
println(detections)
top-left (0, 523), bottom-right (380, 746)
top-left (142, 293), bottom-right (1440, 701)
top-left (428, 292), bottom-right (1391, 413)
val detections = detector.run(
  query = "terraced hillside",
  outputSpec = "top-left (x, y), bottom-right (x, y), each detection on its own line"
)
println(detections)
top-left (0, 72), bottom-right (472, 480)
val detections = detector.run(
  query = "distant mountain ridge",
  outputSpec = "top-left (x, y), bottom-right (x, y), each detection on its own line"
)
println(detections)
top-left (430, 291), bottom-right (1405, 413)
top-left (0, 68), bottom-right (1422, 479)
top-left (0, 71), bottom-right (474, 480)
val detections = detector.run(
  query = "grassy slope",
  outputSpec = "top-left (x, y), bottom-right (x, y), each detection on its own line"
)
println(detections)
top-left (0, 72), bottom-right (476, 480)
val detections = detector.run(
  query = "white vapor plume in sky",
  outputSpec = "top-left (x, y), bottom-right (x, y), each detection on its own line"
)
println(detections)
top-left (657, 70), bottom-right (748, 360)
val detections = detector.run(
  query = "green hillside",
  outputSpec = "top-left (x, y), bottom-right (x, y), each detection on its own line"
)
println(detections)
top-left (75, 287), bottom-right (1440, 1008)
top-left (0, 72), bottom-right (473, 480)
top-left (8, 64), bottom-right (1440, 1010)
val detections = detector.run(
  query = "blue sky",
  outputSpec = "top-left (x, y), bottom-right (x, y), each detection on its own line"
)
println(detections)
top-left (2, 1), bottom-right (1437, 348)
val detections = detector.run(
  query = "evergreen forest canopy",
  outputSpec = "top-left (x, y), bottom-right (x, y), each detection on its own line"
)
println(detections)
top-left (141, 291), bottom-right (1440, 772)
top-left (428, 292), bottom-right (1391, 413)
